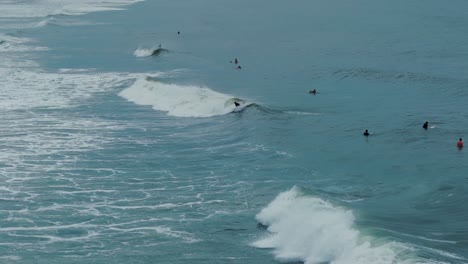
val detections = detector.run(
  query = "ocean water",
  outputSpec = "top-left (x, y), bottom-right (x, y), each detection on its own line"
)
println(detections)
top-left (1, 0), bottom-right (468, 263)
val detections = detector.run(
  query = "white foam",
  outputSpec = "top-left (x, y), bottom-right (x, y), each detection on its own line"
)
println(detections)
top-left (0, 34), bottom-right (32, 44)
top-left (134, 47), bottom-right (157, 57)
top-left (0, 68), bottom-right (160, 110)
top-left (0, 0), bottom-right (144, 19)
top-left (0, 42), bottom-right (48, 52)
top-left (0, 69), bottom-right (163, 181)
top-left (0, 34), bottom-right (46, 53)
top-left (119, 79), bottom-right (244, 117)
top-left (253, 187), bottom-right (450, 264)
top-left (34, 17), bottom-right (96, 28)
top-left (0, 256), bottom-right (21, 261)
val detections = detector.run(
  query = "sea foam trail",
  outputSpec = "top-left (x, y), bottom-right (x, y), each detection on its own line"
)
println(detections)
top-left (119, 78), bottom-right (249, 117)
top-left (253, 187), bottom-right (449, 264)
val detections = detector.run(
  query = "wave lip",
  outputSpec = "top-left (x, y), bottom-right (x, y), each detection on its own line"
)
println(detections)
top-left (119, 78), bottom-right (249, 117)
top-left (253, 187), bottom-right (432, 264)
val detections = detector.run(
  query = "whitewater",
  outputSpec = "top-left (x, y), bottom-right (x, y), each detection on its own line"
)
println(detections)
top-left (1, 0), bottom-right (468, 263)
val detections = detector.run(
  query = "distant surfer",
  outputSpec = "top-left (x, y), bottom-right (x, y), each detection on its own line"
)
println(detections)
top-left (236, 66), bottom-right (242, 70)
top-left (235, 58), bottom-right (238, 64)
top-left (178, 31), bottom-right (180, 34)
top-left (423, 121), bottom-right (428, 129)
top-left (457, 138), bottom-right (464, 149)
top-left (308, 89), bottom-right (317, 95)
top-left (234, 101), bottom-right (240, 107)
top-left (363, 130), bottom-right (370, 137)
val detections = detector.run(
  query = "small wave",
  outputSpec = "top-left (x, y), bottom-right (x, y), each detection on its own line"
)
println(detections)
top-left (119, 78), bottom-right (252, 117)
top-left (134, 47), bottom-right (169, 57)
top-left (34, 17), bottom-right (53, 27)
top-left (0, 42), bottom-right (48, 53)
top-left (34, 17), bottom-right (95, 28)
top-left (331, 67), bottom-right (458, 85)
top-left (0, 34), bottom-right (47, 53)
top-left (285, 111), bottom-right (321, 116)
top-left (253, 187), bottom-right (454, 264)
top-left (0, 34), bottom-right (31, 44)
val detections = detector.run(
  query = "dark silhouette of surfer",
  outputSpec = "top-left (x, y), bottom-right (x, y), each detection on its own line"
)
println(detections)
top-left (234, 102), bottom-right (240, 107)
top-left (235, 58), bottom-right (238, 64)
top-left (308, 89), bottom-right (317, 95)
top-left (458, 138), bottom-right (464, 149)
top-left (363, 130), bottom-right (370, 136)
top-left (236, 66), bottom-right (242, 70)
top-left (423, 121), bottom-right (428, 129)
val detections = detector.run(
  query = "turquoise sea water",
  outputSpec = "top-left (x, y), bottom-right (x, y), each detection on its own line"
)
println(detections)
top-left (1, 0), bottom-right (468, 263)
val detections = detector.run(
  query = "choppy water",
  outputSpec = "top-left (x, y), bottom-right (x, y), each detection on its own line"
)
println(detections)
top-left (1, 0), bottom-right (468, 263)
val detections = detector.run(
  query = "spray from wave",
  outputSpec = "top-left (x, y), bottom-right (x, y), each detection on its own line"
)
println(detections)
top-left (119, 78), bottom-right (250, 117)
top-left (253, 187), bottom-right (456, 264)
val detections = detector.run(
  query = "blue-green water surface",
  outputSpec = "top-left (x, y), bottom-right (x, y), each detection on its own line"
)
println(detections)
top-left (1, 0), bottom-right (468, 263)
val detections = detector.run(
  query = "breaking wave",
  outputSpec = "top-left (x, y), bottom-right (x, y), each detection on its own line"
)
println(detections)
top-left (253, 187), bottom-right (458, 264)
top-left (119, 78), bottom-right (251, 117)
top-left (134, 47), bottom-right (169, 57)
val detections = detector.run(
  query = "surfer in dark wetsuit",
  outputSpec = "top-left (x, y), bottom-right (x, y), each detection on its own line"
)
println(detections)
top-left (235, 58), bottom-right (238, 64)
top-left (234, 102), bottom-right (240, 107)
top-left (363, 130), bottom-right (370, 136)
top-left (237, 66), bottom-right (242, 70)
top-left (423, 121), bottom-right (428, 129)
top-left (308, 89), bottom-right (317, 94)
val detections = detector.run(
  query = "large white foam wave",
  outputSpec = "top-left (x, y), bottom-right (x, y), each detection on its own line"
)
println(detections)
top-left (119, 79), bottom-right (244, 117)
top-left (253, 187), bottom-right (452, 264)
